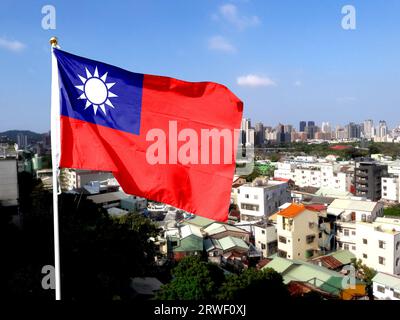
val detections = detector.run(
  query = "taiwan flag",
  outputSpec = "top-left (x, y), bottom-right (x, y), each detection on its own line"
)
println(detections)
top-left (51, 48), bottom-right (243, 221)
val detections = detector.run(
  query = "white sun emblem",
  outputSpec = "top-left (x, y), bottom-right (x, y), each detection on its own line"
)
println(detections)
top-left (75, 66), bottom-right (118, 115)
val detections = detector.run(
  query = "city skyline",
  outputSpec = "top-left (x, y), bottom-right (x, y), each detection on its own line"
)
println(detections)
top-left (1, 0), bottom-right (400, 132)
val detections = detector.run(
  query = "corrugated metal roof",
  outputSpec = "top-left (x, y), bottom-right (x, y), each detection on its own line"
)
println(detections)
top-left (372, 272), bottom-right (400, 290)
top-left (218, 236), bottom-right (249, 251)
top-left (173, 234), bottom-right (203, 252)
top-left (328, 199), bottom-right (378, 212)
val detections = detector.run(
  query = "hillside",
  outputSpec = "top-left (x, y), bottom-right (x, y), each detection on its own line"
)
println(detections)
top-left (0, 130), bottom-right (45, 142)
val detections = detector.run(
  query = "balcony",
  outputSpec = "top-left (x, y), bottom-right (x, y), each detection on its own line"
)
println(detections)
top-left (356, 171), bottom-right (368, 178)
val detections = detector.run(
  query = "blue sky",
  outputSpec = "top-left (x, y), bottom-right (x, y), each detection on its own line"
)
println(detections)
top-left (1, 0), bottom-right (400, 132)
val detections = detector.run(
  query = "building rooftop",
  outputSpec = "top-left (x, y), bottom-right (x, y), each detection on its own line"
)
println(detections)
top-left (87, 191), bottom-right (129, 204)
top-left (277, 203), bottom-right (312, 218)
top-left (372, 272), bottom-right (400, 290)
top-left (264, 256), bottom-right (364, 296)
top-left (173, 234), bottom-right (203, 252)
top-left (181, 215), bottom-right (215, 228)
top-left (328, 199), bottom-right (378, 213)
top-left (203, 222), bottom-right (248, 236)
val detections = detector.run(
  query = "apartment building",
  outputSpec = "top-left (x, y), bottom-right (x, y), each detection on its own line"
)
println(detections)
top-left (274, 161), bottom-right (352, 193)
top-left (276, 203), bottom-right (319, 260)
top-left (356, 217), bottom-right (400, 275)
top-left (382, 176), bottom-right (399, 202)
top-left (328, 199), bottom-right (384, 254)
top-left (237, 178), bottom-right (291, 222)
top-left (61, 168), bottom-right (115, 191)
top-left (354, 159), bottom-right (388, 201)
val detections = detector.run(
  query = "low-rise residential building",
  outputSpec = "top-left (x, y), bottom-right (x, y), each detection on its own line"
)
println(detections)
top-left (203, 222), bottom-right (250, 242)
top-left (205, 236), bottom-right (249, 264)
top-left (253, 222), bottom-right (278, 258)
top-left (372, 272), bottom-right (400, 300)
top-left (237, 178), bottom-right (290, 221)
top-left (276, 203), bottom-right (319, 260)
top-left (264, 256), bottom-right (366, 300)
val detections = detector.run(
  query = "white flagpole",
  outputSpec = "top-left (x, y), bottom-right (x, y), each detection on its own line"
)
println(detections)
top-left (50, 36), bottom-right (61, 300)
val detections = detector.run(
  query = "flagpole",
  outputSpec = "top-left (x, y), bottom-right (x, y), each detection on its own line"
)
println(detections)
top-left (50, 36), bottom-right (61, 300)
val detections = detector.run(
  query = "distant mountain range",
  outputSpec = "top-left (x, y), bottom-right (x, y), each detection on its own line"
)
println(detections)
top-left (0, 130), bottom-right (46, 142)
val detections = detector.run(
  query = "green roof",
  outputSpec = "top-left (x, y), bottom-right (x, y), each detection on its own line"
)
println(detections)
top-left (262, 256), bottom-right (295, 274)
top-left (173, 234), bottom-right (203, 252)
top-left (182, 215), bottom-right (215, 228)
top-left (218, 236), bottom-right (249, 251)
top-left (326, 250), bottom-right (355, 265)
top-left (372, 272), bottom-right (400, 290)
top-left (264, 256), bottom-right (362, 295)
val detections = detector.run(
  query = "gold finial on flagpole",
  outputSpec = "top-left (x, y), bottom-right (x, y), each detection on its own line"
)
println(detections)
top-left (49, 36), bottom-right (58, 47)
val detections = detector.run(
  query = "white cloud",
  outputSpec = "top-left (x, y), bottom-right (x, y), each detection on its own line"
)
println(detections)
top-left (218, 3), bottom-right (260, 30)
top-left (0, 37), bottom-right (26, 52)
top-left (237, 74), bottom-right (276, 87)
top-left (208, 35), bottom-right (236, 53)
top-left (294, 80), bottom-right (302, 87)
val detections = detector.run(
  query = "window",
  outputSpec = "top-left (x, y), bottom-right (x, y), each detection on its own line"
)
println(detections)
top-left (261, 243), bottom-right (266, 250)
top-left (377, 285), bottom-right (385, 293)
top-left (344, 244), bottom-right (349, 250)
top-left (344, 229), bottom-right (349, 236)
top-left (363, 239), bottom-right (368, 245)
top-left (245, 194), bottom-right (249, 199)
top-left (396, 241), bottom-right (400, 251)
top-left (241, 203), bottom-right (259, 211)
top-left (363, 253), bottom-right (367, 259)
top-left (279, 236), bottom-right (287, 244)
top-left (261, 230), bottom-right (265, 235)
top-left (278, 250), bottom-right (287, 258)
top-left (306, 235), bottom-right (315, 244)
top-left (237, 189), bottom-right (240, 194)
top-left (254, 195), bottom-right (258, 200)
top-left (379, 240), bottom-right (386, 249)
top-left (351, 231), bottom-right (356, 236)
top-left (379, 256), bottom-right (386, 265)
top-left (394, 291), bottom-right (400, 299)
top-left (352, 246), bottom-right (356, 251)
top-left (396, 258), bottom-right (400, 266)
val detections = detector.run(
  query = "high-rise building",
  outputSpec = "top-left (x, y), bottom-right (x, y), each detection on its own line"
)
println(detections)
top-left (299, 121), bottom-right (306, 132)
top-left (345, 122), bottom-right (361, 139)
top-left (17, 134), bottom-right (28, 148)
top-left (363, 120), bottom-right (374, 139)
top-left (306, 122), bottom-right (317, 139)
top-left (240, 118), bottom-right (251, 146)
top-left (321, 122), bottom-right (331, 134)
top-left (254, 122), bottom-right (265, 146)
top-left (378, 120), bottom-right (388, 138)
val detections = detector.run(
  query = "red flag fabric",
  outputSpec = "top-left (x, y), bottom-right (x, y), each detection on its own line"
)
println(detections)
top-left (54, 49), bottom-right (243, 221)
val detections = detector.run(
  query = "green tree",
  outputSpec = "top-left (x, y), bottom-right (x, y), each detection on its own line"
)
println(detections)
top-left (155, 256), bottom-right (225, 300)
top-left (217, 268), bottom-right (289, 301)
top-left (351, 258), bottom-right (377, 298)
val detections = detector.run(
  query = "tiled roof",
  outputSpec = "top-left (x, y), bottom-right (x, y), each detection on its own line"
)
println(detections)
top-left (277, 203), bottom-right (307, 218)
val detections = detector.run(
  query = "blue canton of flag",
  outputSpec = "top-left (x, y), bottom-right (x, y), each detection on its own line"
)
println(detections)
top-left (54, 49), bottom-right (143, 135)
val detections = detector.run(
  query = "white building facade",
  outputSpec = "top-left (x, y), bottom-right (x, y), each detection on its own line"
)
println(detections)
top-left (237, 179), bottom-right (291, 221)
